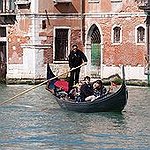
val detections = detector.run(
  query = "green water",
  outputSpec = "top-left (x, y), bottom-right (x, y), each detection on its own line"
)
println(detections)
top-left (0, 85), bottom-right (150, 150)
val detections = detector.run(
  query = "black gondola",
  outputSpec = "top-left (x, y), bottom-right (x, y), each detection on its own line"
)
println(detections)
top-left (46, 64), bottom-right (128, 113)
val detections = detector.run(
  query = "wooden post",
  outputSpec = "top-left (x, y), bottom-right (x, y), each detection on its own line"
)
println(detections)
top-left (146, 15), bottom-right (150, 86)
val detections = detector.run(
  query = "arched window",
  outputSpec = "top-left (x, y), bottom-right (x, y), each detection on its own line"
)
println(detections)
top-left (137, 26), bottom-right (145, 43)
top-left (113, 26), bottom-right (121, 43)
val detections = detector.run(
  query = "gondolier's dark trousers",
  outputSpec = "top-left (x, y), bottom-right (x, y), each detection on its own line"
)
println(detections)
top-left (69, 68), bottom-right (80, 91)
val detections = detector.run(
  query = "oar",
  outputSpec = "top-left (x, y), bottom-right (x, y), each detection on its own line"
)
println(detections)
top-left (0, 63), bottom-right (87, 105)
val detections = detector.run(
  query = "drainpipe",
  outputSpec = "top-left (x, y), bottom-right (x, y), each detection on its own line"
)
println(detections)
top-left (4, 0), bottom-right (6, 12)
top-left (80, 0), bottom-right (83, 42)
top-left (31, 0), bottom-right (39, 45)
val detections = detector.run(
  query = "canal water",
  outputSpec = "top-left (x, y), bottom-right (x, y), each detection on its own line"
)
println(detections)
top-left (0, 84), bottom-right (150, 150)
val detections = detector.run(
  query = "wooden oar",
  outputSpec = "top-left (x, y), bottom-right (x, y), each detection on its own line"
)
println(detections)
top-left (0, 63), bottom-right (87, 106)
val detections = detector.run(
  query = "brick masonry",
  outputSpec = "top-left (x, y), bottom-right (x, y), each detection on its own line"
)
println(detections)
top-left (3, 0), bottom-right (148, 83)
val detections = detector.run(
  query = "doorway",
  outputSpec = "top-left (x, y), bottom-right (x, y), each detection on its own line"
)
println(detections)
top-left (0, 41), bottom-right (7, 79)
top-left (54, 28), bottom-right (69, 61)
top-left (86, 24), bottom-right (102, 77)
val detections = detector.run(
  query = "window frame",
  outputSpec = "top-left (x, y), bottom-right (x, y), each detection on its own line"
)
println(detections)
top-left (111, 25), bottom-right (122, 45)
top-left (53, 27), bottom-right (71, 63)
top-left (135, 25), bottom-right (146, 45)
top-left (0, 0), bottom-right (16, 12)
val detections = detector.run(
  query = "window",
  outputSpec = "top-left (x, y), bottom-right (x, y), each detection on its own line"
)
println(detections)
top-left (55, 29), bottom-right (69, 61)
top-left (88, 0), bottom-right (99, 3)
top-left (0, 27), bottom-right (6, 37)
top-left (9, 0), bottom-right (15, 12)
top-left (0, 1), bottom-right (3, 12)
top-left (113, 26), bottom-right (121, 43)
top-left (88, 0), bottom-right (99, 2)
top-left (42, 20), bottom-right (46, 29)
top-left (111, 0), bottom-right (122, 2)
top-left (0, 0), bottom-right (15, 12)
top-left (111, 0), bottom-right (122, 12)
top-left (53, 0), bottom-right (72, 3)
top-left (15, 0), bottom-right (31, 9)
top-left (137, 26), bottom-right (145, 43)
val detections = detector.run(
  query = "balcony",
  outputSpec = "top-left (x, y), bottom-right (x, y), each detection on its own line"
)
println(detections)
top-left (15, 0), bottom-right (31, 9)
top-left (53, 0), bottom-right (72, 4)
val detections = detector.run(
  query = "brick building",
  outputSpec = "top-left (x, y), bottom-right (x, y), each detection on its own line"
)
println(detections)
top-left (0, 0), bottom-right (149, 83)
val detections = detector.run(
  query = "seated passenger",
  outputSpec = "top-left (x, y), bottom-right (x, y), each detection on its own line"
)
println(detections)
top-left (46, 79), bottom-right (57, 94)
top-left (85, 80), bottom-right (107, 102)
top-left (79, 76), bottom-right (94, 102)
top-left (93, 80), bottom-right (107, 97)
top-left (68, 82), bottom-right (82, 100)
top-left (107, 81), bottom-right (118, 94)
top-left (54, 86), bottom-right (68, 99)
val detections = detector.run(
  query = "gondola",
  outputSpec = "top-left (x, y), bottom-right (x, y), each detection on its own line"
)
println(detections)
top-left (46, 64), bottom-right (128, 113)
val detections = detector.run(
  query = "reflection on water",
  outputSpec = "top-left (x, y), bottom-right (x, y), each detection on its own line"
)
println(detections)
top-left (0, 85), bottom-right (150, 149)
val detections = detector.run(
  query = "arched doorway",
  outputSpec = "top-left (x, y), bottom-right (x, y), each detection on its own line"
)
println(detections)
top-left (86, 24), bottom-right (102, 77)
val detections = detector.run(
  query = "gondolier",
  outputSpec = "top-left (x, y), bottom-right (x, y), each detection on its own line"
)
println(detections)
top-left (68, 44), bottom-right (87, 90)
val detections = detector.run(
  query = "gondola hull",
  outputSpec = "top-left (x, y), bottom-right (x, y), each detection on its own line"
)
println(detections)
top-left (54, 82), bottom-right (127, 113)
top-left (46, 64), bottom-right (128, 113)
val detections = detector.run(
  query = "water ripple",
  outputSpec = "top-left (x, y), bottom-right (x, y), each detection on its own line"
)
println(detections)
top-left (0, 85), bottom-right (150, 149)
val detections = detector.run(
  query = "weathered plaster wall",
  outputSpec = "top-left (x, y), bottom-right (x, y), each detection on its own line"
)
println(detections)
top-left (84, 0), bottom-right (147, 80)
top-left (6, 0), bottom-right (148, 82)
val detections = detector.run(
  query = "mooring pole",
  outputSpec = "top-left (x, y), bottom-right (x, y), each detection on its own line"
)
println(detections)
top-left (147, 12), bottom-right (150, 86)
top-left (147, 1), bottom-right (150, 86)
top-left (146, 15), bottom-right (150, 86)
